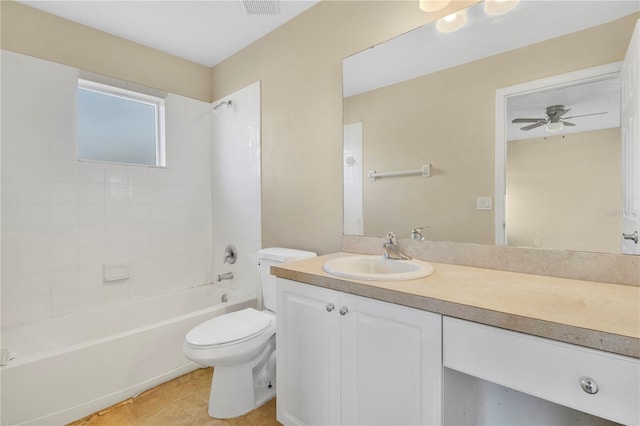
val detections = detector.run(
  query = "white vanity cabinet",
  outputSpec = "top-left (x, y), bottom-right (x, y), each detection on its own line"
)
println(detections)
top-left (276, 278), bottom-right (442, 426)
top-left (443, 317), bottom-right (640, 425)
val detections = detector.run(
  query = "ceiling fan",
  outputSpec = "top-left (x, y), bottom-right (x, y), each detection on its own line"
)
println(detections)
top-left (512, 104), bottom-right (607, 131)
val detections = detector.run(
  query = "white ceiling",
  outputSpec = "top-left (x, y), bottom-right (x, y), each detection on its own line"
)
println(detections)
top-left (506, 77), bottom-right (621, 141)
top-left (18, 0), bottom-right (319, 68)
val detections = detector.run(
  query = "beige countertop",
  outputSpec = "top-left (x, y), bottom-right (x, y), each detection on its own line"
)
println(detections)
top-left (272, 252), bottom-right (640, 359)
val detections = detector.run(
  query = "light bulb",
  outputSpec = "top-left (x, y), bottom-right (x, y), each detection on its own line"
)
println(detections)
top-left (546, 121), bottom-right (563, 132)
top-left (419, 0), bottom-right (451, 13)
top-left (484, 0), bottom-right (519, 16)
top-left (436, 9), bottom-right (467, 33)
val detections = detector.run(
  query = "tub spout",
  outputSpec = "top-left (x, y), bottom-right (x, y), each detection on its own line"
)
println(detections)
top-left (217, 272), bottom-right (233, 282)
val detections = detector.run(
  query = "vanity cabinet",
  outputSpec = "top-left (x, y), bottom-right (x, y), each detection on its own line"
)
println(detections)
top-left (443, 317), bottom-right (640, 425)
top-left (276, 278), bottom-right (442, 426)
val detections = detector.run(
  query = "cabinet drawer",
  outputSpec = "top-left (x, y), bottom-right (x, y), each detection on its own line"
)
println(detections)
top-left (443, 317), bottom-right (639, 425)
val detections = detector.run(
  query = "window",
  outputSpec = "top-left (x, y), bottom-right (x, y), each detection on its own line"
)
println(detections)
top-left (77, 79), bottom-right (165, 167)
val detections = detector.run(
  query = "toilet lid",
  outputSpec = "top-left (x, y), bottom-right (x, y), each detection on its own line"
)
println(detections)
top-left (186, 308), bottom-right (272, 346)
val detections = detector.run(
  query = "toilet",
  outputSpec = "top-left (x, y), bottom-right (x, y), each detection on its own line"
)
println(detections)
top-left (182, 247), bottom-right (316, 419)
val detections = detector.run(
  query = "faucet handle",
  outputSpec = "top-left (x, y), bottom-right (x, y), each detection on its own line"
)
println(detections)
top-left (386, 232), bottom-right (397, 244)
top-left (411, 227), bottom-right (428, 240)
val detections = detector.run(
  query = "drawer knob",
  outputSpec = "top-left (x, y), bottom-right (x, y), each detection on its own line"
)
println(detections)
top-left (339, 306), bottom-right (349, 316)
top-left (579, 376), bottom-right (599, 395)
top-left (326, 303), bottom-right (335, 312)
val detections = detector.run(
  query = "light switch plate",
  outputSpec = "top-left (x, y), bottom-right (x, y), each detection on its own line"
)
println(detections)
top-left (476, 196), bottom-right (492, 210)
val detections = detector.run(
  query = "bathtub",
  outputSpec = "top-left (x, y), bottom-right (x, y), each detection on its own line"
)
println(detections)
top-left (0, 285), bottom-right (255, 426)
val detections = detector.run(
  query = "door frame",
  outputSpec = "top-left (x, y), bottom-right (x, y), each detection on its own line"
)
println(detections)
top-left (494, 62), bottom-right (622, 245)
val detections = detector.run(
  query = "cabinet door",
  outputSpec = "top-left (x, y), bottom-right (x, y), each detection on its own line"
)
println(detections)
top-left (341, 293), bottom-right (442, 426)
top-left (276, 278), bottom-right (341, 426)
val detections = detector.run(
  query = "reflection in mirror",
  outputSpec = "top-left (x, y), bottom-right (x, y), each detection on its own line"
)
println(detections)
top-left (505, 73), bottom-right (622, 253)
top-left (342, 0), bottom-right (639, 255)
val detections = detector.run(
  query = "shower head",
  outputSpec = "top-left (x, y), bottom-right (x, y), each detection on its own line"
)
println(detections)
top-left (212, 100), bottom-right (232, 114)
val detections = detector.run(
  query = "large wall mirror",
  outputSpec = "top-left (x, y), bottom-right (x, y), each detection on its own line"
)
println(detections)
top-left (342, 0), bottom-right (639, 255)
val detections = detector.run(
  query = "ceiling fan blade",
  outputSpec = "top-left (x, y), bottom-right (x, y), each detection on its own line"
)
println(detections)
top-left (557, 108), bottom-right (571, 117)
top-left (562, 121), bottom-right (576, 126)
top-left (520, 122), bottom-right (546, 131)
top-left (512, 118), bottom-right (545, 123)
top-left (563, 111), bottom-right (608, 119)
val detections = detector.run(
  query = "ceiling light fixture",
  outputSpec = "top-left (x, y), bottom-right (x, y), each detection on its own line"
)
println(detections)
top-left (436, 9), bottom-right (467, 33)
top-left (546, 121), bottom-right (563, 133)
top-left (418, 0), bottom-right (451, 13)
top-left (484, 0), bottom-right (519, 16)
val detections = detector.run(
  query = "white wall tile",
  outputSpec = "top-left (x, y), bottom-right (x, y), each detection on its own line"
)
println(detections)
top-left (105, 204), bottom-right (129, 224)
top-left (51, 181), bottom-right (78, 204)
top-left (18, 157), bottom-right (50, 181)
top-left (105, 183), bottom-right (129, 203)
top-left (50, 159), bottom-right (78, 182)
top-left (77, 244), bottom-right (104, 267)
top-left (18, 204), bottom-right (50, 228)
top-left (2, 178), bottom-right (18, 204)
top-left (51, 204), bottom-right (79, 226)
top-left (19, 272), bottom-right (50, 298)
top-left (79, 182), bottom-right (104, 203)
top-left (50, 247), bottom-right (79, 271)
top-left (50, 225), bottom-right (79, 248)
top-left (2, 52), bottom-right (221, 324)
top-left (19, 227), bottom-right (50, 251)
top-left (1, 155), bottom-right (20, 179)
top-left (51, 269), bottom-right (80, 293)
top-left (104, 164), bottom-right (129, 184)
top-left (78, 161), bottom-right (105, 183)
top-left (128, 165), bottom-right (150, 185)
top-left (18, 180), bottom-right (50, 203)
top-left (19, 250), bottom-right (50, 274)
top-left (78, 204), bottom-right (105, 225)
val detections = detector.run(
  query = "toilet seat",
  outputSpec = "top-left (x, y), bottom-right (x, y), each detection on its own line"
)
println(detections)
top-left (185, 308), bottom-right (273, 349)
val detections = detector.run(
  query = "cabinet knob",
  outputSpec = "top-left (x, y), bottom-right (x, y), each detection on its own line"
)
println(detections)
top-left (339, 306), bottom-right (349, 316)
top-left (579, 376), bottom-right (599, 395)
top-left (326, 303), bottom-right (335, 312)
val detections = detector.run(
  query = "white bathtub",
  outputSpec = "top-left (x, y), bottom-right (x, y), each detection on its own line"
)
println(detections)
top-left (0, 285), bottom-right (255, 426)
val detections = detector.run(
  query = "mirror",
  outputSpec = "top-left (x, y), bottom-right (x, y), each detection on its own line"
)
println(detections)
top-left (342, 0), bottom-right (639, 254)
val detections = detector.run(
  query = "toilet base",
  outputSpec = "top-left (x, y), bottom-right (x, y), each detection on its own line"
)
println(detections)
top-left (207, 337), bottom-right (276, 419)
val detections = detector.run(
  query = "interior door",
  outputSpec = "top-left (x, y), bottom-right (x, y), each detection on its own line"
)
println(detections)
top-left (621, 20), bottom-right (640, 254)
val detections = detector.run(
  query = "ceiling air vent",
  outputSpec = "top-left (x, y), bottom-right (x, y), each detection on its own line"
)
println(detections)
top-left (242, 0), bottom-right (280, 15)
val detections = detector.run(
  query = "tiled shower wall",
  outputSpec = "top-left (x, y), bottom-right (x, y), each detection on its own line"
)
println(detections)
top-left (1, 50), bottom-right (213, 327)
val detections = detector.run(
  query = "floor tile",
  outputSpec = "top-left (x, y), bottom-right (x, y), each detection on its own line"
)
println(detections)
top-left (67, 368), bottom-right (280, 426)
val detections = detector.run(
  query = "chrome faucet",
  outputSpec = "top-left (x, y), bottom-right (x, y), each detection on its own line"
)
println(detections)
top-left (382, 232), bottom-right (412, 260)
top-left (217, 272), bottom-right (233, 282)
top-left (411, 227), bottom-right (427, 241)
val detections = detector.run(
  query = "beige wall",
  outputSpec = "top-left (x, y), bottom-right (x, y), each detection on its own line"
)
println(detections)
top-left (507, 128), bottom-right (621, 253)
top-left (344, 14), bottom-right (637, 245)
top-left (0, 0), bottom-right (211, 101)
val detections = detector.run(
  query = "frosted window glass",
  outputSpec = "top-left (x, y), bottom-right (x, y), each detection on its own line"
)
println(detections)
top-left (77, 87), bottom-right (161, 166)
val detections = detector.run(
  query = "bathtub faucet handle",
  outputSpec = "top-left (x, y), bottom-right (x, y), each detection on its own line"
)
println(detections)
top-left (223, 244), bottom-right (237, 264)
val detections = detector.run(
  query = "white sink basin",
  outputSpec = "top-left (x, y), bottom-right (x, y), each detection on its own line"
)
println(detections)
top-left (322, 255), bottom-right (434, 281)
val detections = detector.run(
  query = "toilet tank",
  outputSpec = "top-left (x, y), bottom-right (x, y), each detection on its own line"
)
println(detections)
top-left (258, 248), bottom-right (316, 312)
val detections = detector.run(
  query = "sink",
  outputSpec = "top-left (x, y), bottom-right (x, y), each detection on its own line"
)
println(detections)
top-left (322, 255), bottom-right (434, 281)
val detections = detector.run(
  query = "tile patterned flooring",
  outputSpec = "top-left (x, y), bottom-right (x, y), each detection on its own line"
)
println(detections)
top-left (68, 368), bottom-right (280, 426)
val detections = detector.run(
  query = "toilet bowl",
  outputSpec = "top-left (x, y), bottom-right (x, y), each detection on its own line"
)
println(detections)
top-left (182, 247), bottom-right (316, 419)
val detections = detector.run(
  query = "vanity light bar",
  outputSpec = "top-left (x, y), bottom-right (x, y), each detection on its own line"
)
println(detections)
top-left (368, 164), bottom-right (432, 182)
